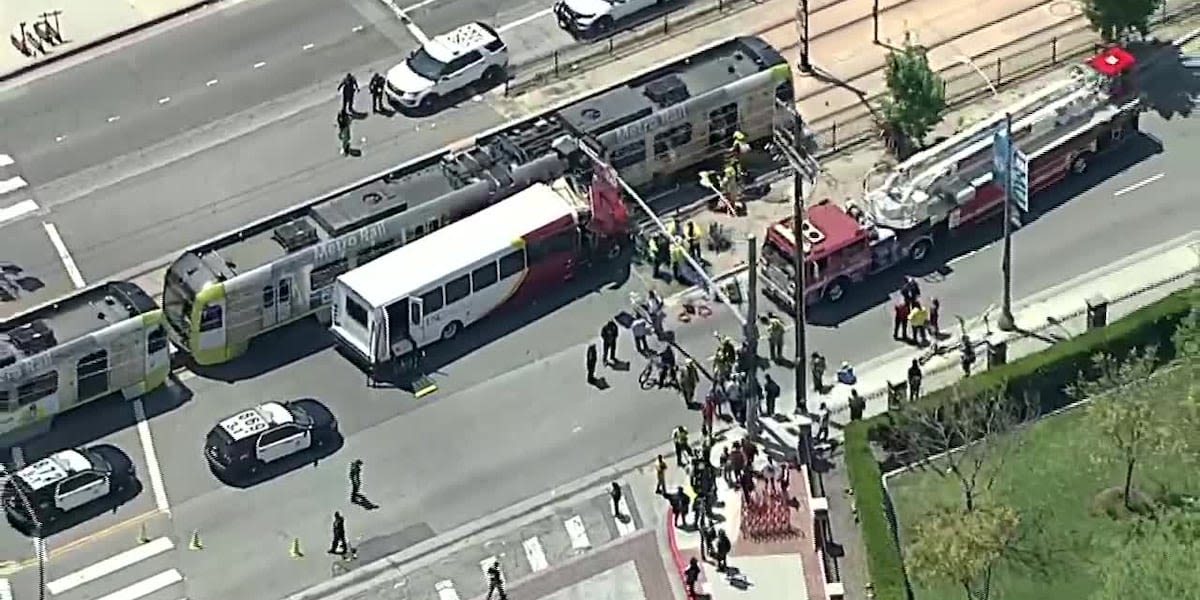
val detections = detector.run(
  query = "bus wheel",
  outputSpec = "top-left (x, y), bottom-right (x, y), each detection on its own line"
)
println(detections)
top-left (909, 239), bottom-right (933, 263)
top-left (823, 278), bottom-right (849, 303)
top-left (440, 321), bottom-right (462, 341)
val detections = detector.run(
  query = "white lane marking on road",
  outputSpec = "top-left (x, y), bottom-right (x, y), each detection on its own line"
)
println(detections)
top-left (615, 497), bottom-right (636, 536)
top-left (46, 537), bottom-right (175, 594)
top-left (0, 176), bottom-right (27, 195)
top-left (564, 515), bottom-right (590, 549)
top-left (0, 199), bottom-right (38, 226)
top-left (42, 222), bottom-right (86, 289)
top-left (0, 578), bottom-right (11, 600)
top-left (206, 79), bottom-right (219, 87)
top-left (303, 43), bottom-right (315, 50)
top-left (497, 8), bottom-right (553, 33)
top-left (522, 536), bottom-right (549, 571)
top-left (55, 135), bottom-right (65, 142)
top-left (434, 580), bottom-right (460, 600)
top-left (1113, 172), bottom-right (1164, 197)
top-left (158, 97), bottom-right (171, 105)
top-left (253, 61), bottom-right (267, 69)
top-left (133, 399), bottom-right (171, 514)
top-left (106, 115), bottom-right (120, 123)
top-left (352, 25), bottom-right (365, 32)
top-left (398, 0), bottom-right (440, 13)
top-left (94, 569), bottom-right (182, 600)
top-left (0, 154), bottom-right (13, 167)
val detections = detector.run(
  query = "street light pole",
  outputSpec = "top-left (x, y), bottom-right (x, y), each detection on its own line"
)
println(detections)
top-left (797, 0), bottom-right (811, 73)
top-left (772, 98), bottom-right (812, 415)
top-left (872, 0), bottom-right (880, 44)
top-left (998, 112), bottom-right (1016, 330)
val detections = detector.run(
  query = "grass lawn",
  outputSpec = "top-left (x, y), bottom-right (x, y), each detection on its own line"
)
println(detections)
top-left (886, 366), bottom-right (1200, 600)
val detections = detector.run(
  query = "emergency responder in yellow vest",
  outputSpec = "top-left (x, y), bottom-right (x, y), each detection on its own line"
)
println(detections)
top-left (646, 235), bottom-right (661, 278)
top-left (670, 241), bottom-right (685, 282)
top-left (666, 218), bottom-right (679, 239)
top-left (685, 221), bottom-right (702, 260)
top-left (766, 313), bottom-right (786, 362)
top-left (722, 162), bottom-right (741, 208)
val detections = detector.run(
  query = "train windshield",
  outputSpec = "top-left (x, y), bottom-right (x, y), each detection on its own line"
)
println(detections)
top-left (162, 273), bottom-right (195, 339)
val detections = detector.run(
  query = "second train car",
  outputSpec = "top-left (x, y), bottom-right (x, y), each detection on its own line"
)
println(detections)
top-left (162, 35), bottom-right (793, 366)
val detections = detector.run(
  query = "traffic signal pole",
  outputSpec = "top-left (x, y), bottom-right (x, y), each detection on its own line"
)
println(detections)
top-left (998, 112), bottom-right (1016, 331)
top-left (773, 98), bottom-right (813, 415)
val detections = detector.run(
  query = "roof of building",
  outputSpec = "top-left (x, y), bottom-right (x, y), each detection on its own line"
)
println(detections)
top-left (217, 402), bottom-right (295, 441)
top-left (339, 183), bottom-right (577, 308)
top-left (15, 449), bottom-right (92, 491)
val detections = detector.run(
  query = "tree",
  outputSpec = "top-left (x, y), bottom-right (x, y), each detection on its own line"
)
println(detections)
top-left (892, 387), bottom-right (1032, 512)
top-left (906, 503), bottom-right (1021, 600)
top-left (1092, 509), bottom-right (1200, 600)
top-left (1081, 0), bottom-right (1164, 43)
top-left (880, 43), bottom-right (947, 156)
top-left (1069, 347), bottom-right (1187, 511)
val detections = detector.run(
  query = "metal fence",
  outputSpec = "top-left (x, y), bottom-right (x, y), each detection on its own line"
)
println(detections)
top-left (808, 1), bottom-right (1200, 158)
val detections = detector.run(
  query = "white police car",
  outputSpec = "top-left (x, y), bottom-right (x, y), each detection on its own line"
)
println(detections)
top-left (553, 0), bottom-right (670, 37)
top-left (386, 21), bottom-right (508, 111)
top-left (3, 446), bottom-right (136, 528)
top-left (205, 399), bottom-right (338, 478)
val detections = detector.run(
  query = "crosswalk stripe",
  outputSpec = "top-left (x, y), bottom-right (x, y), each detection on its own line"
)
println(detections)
top-left (0, 176), bottom-right (27, 195)
top-left (94, 569), bottom-right (182, 600)
top-left (0, 578), bottom-right (12, 600)
top-left (563, 515), bottom-right (590, 549)
top-left (48, 537), bottom-right (175, 594)
top-left (522, 536), bottom-right (548, 571)
top-left (0, 199), bottom-right (37, 226)
top-left (435, 579), bottom-right (460, 600)
top-left (615, 497), bottom-right (637, 536)
top-left (0, 155), bottom-right (12, 168)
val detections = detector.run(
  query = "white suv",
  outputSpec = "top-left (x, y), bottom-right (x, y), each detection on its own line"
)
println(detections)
top-left (386, 22), bottom-right (508, 111)
top-left (554, 0), bottom-right (667, 37)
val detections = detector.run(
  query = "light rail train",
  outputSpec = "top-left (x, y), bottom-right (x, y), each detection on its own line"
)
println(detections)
top-left (160, 35), bottom-right (795, 366)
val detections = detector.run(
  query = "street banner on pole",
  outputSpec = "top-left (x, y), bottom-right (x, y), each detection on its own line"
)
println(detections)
top-left (992, 126), bottom-right (1010, 188)
top-left (1010, 148), bottom-right (1029, 213)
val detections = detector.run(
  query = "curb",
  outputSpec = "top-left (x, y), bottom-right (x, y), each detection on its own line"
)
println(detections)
top-left (0, 0), bottom-right (223, 83)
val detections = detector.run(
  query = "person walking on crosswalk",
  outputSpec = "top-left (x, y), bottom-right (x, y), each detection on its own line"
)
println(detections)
top-left (349, 459), bottom-right (365, 504)
top-left (486, 560), bottom-right (507, 600)
top-left (329, 511), bottom-right (348, 555)
top-left (610, 482), bottom-right (623, 518)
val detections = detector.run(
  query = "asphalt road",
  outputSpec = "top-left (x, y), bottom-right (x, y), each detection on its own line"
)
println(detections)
top-left (0, 106), bottom-right (1196, 600)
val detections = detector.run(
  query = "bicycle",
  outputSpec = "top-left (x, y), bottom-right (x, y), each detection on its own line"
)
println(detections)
top-left (639, 354), bottom-right (663, 390)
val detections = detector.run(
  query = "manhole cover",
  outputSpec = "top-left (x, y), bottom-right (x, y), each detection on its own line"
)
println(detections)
top-left (1047, 1), bottom-right (1081, 17)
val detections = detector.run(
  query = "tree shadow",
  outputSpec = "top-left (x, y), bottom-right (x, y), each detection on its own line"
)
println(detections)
top-left (1138, 43), bottom-right (1200, 120)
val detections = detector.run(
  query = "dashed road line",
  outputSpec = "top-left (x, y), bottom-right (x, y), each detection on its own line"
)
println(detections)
top-left (497, 8), bottom-right (553, 33)
top-left (158, 97), bottom-right (171, 104)
top-left (206, 79), bottom-right (219, 87)
top-left (1113, 172), bottom-right (1164, 197)
top-left (253, 61), bottom-right (267, 69)
top-left (43, 222), bottom-right (86, 289)
top-left (302, 43), bottom-right (315, 50)
top-left (106, 115), bottom-right (120, 123)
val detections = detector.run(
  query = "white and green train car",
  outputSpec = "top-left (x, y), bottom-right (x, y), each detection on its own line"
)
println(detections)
top-left (0, 282), bottom-right (171, 435)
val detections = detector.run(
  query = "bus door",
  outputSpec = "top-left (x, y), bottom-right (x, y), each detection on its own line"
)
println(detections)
top-left (408, 297), bottom-right (429, 348)
top-left (276, 275), bottom-right (295, 323)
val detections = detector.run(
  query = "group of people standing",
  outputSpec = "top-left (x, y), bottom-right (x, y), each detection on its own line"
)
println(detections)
top-left (335, 72), bottom-right (390, 156)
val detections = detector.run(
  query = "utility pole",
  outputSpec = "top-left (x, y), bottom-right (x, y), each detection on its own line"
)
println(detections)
top-left (772, 98), bottom-right (812, 415)
top-left (998, 112), bottom-right (1016, 330)
top-left (744, 234), bottom-right (761, 439)
top-left (872, 0), bottom-right (880, 44)
top-left (797, 0), bottom-right (811, 72)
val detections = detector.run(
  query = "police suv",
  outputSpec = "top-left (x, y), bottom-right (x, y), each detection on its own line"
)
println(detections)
top-left (3, 446), bottom-right (136, 527)
top-left (385, 21), bottom-right (508, 111)
top-left (205, 399), bottom-right (338, 478)
top-left (553, 0), bottom-right (675, 37)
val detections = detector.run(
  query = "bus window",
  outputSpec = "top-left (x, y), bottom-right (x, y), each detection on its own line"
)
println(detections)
top-left (148, 326), bottom-right (168, 353)
top-left (653, 123), bottom-right (693, 159)
top-left (498, 249), bottom-right (526, 279)
top-left (262, 286), bottom-right (275, 308)
top-left (199, 304), bottom-right (223, 332)
top-left (611, 141), bottom-right (646, 169)
top-left (472, 262), bottom-right (499, 291)
top-left (707, 103), bottom-right (739, 147)
top-left (419, 288), bottom-right (444, 314)
top-left (528, 229), bottom-right (577, 265)
top-left (444, 275), bottom-right (470, 305)
top-left (17, 372), bottom-right (57, 407)
top-left (346, 296), bottom-right (369, 328)
top-left (410, 302), bottom-right (421, 325)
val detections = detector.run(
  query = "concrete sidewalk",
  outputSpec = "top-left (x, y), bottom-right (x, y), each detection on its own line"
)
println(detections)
top-left (0, 0), bottom-right (223, 79)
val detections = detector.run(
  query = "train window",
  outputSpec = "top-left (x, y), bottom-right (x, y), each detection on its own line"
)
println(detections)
top-left (261, 286), bottom-right (275, 308)
top-left (420, 288), bottom-right (444, 314)
top-left (148, 326), bottom-right (168, 353)
top-left (412, 224), bottom-right (426, 240)
top-left (528, 229), bottom-right (578, 264)
top-left (311, 259), bottom-right (349, 290)
top-left (356, 239), bottom-right (398, 266)
top-left (498, 249), bottom-right (526, 279)
top-left (428, 218), bottom-right (441, 233)
top-left (278, 279), bottom-right (291, 301)
top-left (410, 302), bottom-right (421, 325)
top-left (16, 372), bottom-right (57, 407)
top-left (653, 123), bottom-right (693, 158)
top-left (199, 304), bottom-right (224, 332)
top-left (775, 82), bottom-right (794, 102)
top-left (444, 275), bottom-right (471, 305)
top-left (472, 262), bottom-right (499, 291)
top-left (0, 389), bottom-right (7, 410)
top-left (346, 297), bottom-right (369, 328)
top-left (707, 103), bottom-right (739, 147)
top-left (611, 141), bottom-right (647, 169)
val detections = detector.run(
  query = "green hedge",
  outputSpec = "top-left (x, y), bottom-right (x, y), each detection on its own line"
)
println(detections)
top-left (843, 285), bottom-right (1197, 600)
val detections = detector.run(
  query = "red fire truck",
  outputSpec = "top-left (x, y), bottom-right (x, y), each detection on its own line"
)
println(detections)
top-left (761, 46), bottom-right (1140, 311)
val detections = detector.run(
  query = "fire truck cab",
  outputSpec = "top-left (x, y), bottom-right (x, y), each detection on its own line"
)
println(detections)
top-left (760, 200), bottom-right (876, 309)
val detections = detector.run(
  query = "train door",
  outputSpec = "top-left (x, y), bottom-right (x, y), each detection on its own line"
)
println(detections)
top-left (276, 275), bottom-right (295, 323)
top-left (196, 298), bottom-right (227, 355)
top-left (76, 350), bottom-right (109, 401)
top-left (260, 284), bottom-right (277, 328)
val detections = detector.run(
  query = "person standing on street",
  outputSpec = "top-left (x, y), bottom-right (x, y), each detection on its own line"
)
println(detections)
top-left (632, 316), bottom-right (651, 355)
top-left (329, 511), bottom-right (348, 555)
top-left (336, 109), bottom-right (353, 156)
top-left (715, 529), bottom-right (732, 571)
top-left (907, 359), bottom-right (923, 402)
top-left (810, 351), bottom-right (827, 393)
top-left (909, 302), bottom-right (929, 346)
top-left (766, 313), bottom-right (785, 362)
top-left (685, 557), bottom-right (701, 596)
top-left (338, 72), bottom-right (359, 114)
top-left (961, 335), bottom-right (976, 376)
top-left (849, 388), bottom-right (866, 421)
top-left (368, 71), bottom-right (387, 113)
top-left (763, 373), bottom-right (780, 417)
top-left (655, 454), bottom-right (668, 495)
top-left (893, 298), bottom-right (910, 341)
top-left (486, 560), bottom-right (507, 600)
top-left (600, 320), bottom-right (619, 364)
top-left (672, 426), bottom-right (691, 467)
top-left (586, 343), bottom-right (598, 383)
top-left (816, 402), bottom-right (832, 442)
top-left (929, 298), bottom-right (942, 336)
top-left (701, 394), bottom-right (716, 437)
top-left (348, 459), bottom-right (364, 504)
top-left (610, 481), bottom-right (623, 517)
top-left (680, 358), bottom-right (699, 406)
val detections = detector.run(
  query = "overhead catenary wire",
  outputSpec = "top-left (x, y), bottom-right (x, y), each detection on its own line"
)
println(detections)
top-left (575, 142), bottom-right (748, 328)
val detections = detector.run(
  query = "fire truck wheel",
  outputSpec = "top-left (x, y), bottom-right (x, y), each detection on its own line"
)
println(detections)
top-left (823, 278), bottom-right (849, 303)
top-left (909, 239), bottom-right (933, 263)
